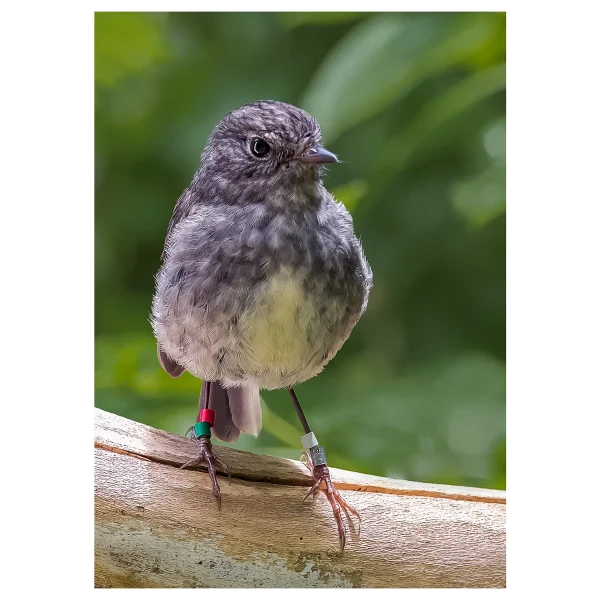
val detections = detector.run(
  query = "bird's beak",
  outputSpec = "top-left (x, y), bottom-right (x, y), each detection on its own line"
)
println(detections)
top-left (298, 145), bottom-right (339, 165)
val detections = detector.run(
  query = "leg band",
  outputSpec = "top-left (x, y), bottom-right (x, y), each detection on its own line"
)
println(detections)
top-left (301, 431), bottom-right (319, 450)
top-left (309, 444), bottom-right (327, 467)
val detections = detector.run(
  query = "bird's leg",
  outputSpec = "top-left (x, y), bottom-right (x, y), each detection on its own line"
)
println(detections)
top-left (181, 381), bottom-right (231, 509)
top-left (289, 387), bottom-right (360, 551)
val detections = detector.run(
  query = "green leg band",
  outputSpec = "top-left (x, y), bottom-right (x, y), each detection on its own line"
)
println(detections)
top-left (194, 421), bottom-right (212, 438)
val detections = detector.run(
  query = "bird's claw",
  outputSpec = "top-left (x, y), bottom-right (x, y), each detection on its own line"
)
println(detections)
top-left (302, 460), bottom-right (360, 551)
top-left (181, 434), bottom-right (231, 509)
top-left (299, 450), bottom-right (313, 474)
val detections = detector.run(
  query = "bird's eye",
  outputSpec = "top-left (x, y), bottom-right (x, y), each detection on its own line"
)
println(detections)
top-left (250, 137), bottom-right (271, 157)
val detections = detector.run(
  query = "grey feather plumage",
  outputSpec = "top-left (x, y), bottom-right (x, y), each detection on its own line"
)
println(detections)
top-left (152, 101), bottom-right (372, 439)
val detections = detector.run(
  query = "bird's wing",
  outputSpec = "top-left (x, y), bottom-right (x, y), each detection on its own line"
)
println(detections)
top-left (156, 182), bottom-right (202, 376)
top-left (157, 345), bottom-right (186, 378)
top-left (161, 182), bottom-right (200, 262)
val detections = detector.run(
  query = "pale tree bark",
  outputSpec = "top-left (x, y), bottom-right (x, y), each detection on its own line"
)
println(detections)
top-left (94, 408), bottom-right (506, 588)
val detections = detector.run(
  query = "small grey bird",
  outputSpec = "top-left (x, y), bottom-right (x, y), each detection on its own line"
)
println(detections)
top-left (152, 100), bottom-right (372, 549)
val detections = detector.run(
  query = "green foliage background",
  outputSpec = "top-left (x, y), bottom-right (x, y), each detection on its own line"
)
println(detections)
top-left (95, 12), bottom-right (506, 490)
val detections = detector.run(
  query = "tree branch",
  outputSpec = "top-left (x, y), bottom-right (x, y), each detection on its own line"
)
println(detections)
top-left (94, 408), bottom-right (505, 588)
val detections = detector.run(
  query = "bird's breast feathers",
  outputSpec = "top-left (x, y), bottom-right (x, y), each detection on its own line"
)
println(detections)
top-left (153, 202), bottom-right (370, 389)
top-left (232, 266), bottom-right (345, 389)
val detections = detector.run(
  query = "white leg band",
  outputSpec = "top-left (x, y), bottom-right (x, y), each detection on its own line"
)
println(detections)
top-left (300, 431), bottom-right (319, 450)
top-left (300, 432), bottom-right (327, 466)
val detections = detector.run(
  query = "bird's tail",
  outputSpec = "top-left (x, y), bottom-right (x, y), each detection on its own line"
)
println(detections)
top-left (201, 381), bottom-right (262, 443)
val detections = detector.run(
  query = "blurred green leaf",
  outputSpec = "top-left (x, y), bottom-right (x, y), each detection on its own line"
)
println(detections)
top-left (463, 13), bottom-right (506, 68)
top-left (430, 12), bottom-right (505, 70)
top-left (95, 12), bottom-right (167, 87)
top-left (330, 180), bottom-right (369, 213)
top-left (452, 164), bottom-right (506, 228)
top-left (490, 437), bottom-right (506, 490)
top-left (261, 400), bottom-right (303, 447)
top-left (95, 335), bottom-right (200, 394)
top-left (370, 63), bottom-right (506, 199)
top-left (401, 63), bottom-right (506, 155)
top-left (302, 13), bottom-right (433, 140)
top-left (302, 13), bottom-right (503, 141)
top-left (279, 12), bottom-right (367, 28)
top-left (483, 117), bottom-right (506, 162)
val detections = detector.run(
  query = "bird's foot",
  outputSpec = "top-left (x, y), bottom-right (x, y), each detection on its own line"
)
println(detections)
top-left (300, 451), bottom-right (360, 551)
top-left (182, 429), bottom-right (231, 509)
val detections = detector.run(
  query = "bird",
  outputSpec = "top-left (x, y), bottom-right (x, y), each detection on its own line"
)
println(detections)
top-left (151, 100), bottom-right (372, 550)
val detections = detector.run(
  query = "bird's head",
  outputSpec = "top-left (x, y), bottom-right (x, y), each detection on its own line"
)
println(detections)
top-left (199, 101), bottom-right (338, 205)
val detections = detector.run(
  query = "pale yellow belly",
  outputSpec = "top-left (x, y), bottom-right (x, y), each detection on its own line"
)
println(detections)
top-left (230, 268), bottom-right (337, 389)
